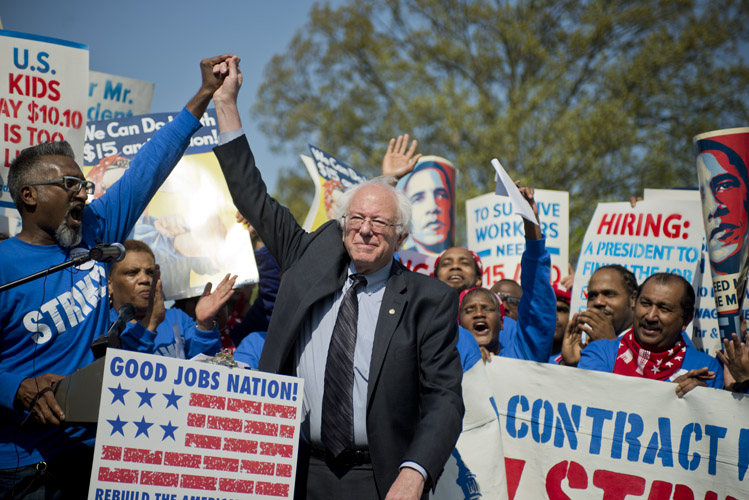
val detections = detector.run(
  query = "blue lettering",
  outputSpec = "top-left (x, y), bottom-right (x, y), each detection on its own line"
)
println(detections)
top-left (586, 407), bottom-right (614, 455)
top-left (506, 395), bottom-right (529, 439)
top-left (679, 423), bottom-right (701, 471)
top-left (553, 403), bottom-right (581, 449)
top-left (531, 399), bottom-right (553, 443)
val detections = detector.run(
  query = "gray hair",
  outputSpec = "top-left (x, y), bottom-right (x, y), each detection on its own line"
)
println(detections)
top-left (335, 176), bottom-right (412, 237)
top-left (8, 141), bottom-right (76, 210)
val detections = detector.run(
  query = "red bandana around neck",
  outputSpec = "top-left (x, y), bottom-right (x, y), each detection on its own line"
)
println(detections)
top-left (612, 328), bottom-right (686, 381)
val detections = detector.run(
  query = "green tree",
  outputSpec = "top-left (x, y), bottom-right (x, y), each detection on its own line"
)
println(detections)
top-left (256, 0), bottom-right (749, 257)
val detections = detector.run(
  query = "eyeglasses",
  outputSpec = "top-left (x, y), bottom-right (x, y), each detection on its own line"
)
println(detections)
top-left (344, 214), bottom-right (401, 233)
top-left (27, 176), bottom-right (95, 195)
top-left (496, 293), bottom-right (520, 306)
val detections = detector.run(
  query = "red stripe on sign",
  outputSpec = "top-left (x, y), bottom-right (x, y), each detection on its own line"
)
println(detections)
top-left (187, 412), bottom-right (206, 428)
top-left (181, 474), bottom-right (217, 491)
top-left (204, 455), bottom-right (240, 472)
top-left (98, 467), bottom-right (138, 484)
top-left (185, 433), bottom-right (222, 450)
top-left (123, 447), bottom-right (163, 465)
top-left (263, 403), bottom-right (297, 419)
top-left (190, 393), bottom-right (226, 410)
top-left (164, 451), bottom-right (202, 468)
top-left (223, 437), bottom-right (258, 454)
top-left (227, 398), bottom-right (262, 415)
top-left (101, 446), bottom-right (122, 461)
top-left (256, 481), bottom-right (290, 497)
top-left (219, 478), bottom-right (254, 494)
top-left (276, 464), bottom-right (293, 478)
top-left (241, 459), bottom-right (276, 476)
top-left (259, 442), bottom-right (294, 459)
top-left (140, 470), bottom-right (179, 487)
top-left (279, 425), bottom-right (295, 439)
top-left (244, 420), bottom-right (278, 436)
top-left (207, 415), bottom-right (243, 432)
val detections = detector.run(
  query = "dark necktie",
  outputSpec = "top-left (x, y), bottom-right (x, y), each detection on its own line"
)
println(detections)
top-left (321, 274), bottom-right (368, 456)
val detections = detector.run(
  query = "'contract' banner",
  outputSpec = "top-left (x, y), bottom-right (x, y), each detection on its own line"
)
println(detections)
top-left (488, 357), bottom-right (748, 499)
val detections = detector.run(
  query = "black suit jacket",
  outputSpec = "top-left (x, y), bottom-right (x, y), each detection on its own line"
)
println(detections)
top-left (214, 136), bottom-right (464, 496)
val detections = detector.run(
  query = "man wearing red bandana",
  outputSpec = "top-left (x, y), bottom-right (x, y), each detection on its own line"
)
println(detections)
top-left (578, 273), bottom-right (723, 396)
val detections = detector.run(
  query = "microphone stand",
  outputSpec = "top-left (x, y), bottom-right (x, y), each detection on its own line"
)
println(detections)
top-left (0, 253), bottom-right (92, 293)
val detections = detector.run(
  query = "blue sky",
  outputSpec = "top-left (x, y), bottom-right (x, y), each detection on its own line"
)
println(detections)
top-left (1, 0), bottom-right (340, 191)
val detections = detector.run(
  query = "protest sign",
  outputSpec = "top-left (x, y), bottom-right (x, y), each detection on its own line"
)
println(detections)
top-left (466, 190), bottom-right (569, 287)
top-left (694, 127), bottom-right (749, 342)
top-left (83, 110), bottom-right (258, 300)
top-left (89, 349), bottom-right (303, 499)
top-left (0, 29), bottom-right (88, 209)
top-left (396, 156), bottom-right (457, 256)
top-left (571, 200), bottom-right (703, 316)
top-left (300, 145), bottom-right (367, 232)
top-left (487, 357), bottom-right (748, 499)
top-left (88, 70), bottom-right (154, 121)
top-left (396, 249), bottom-right (436, 276)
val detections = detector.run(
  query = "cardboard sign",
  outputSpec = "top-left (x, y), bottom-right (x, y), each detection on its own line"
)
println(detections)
top-left (89, 350), bottom-right (304, 499)
top-left (0, 29), bottom-right (88, 209)
top-left (466, 189), bottom-right (569, 287)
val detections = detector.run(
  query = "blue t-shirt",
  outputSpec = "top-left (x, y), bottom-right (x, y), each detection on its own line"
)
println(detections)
top-left (0, 108), bottom-right (201, 468)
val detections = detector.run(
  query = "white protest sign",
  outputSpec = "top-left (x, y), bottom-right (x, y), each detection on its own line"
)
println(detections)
top-left (0, 30), bottom-right (88, 209)
top-left (488, 357), bottom-right (749, 499)
top-left (571, 200), bottom-right (704, 315)
top-left (466, 189), bottom-right (569, 286)
top-left (90, 350), bottom-right (303, 499)
top-left (88, 70), bottom-right (154, 121)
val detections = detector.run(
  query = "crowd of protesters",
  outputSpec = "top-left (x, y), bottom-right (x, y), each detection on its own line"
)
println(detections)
top-left (0, 53), bottom-right (747, 500)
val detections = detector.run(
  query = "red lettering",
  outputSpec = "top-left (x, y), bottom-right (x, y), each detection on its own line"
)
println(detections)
top-left (8, 74), bottom-right (22, 95)
top-left (597, 213), bottom-right (617, 235)
top-left (663, 214), bottom-right (682, 239)
top-left (592, 469), bottom-right (646, 500)
top-left (545, 460), bottom-right (588, 500)
top-left (504, 458), bottom-right (526, 500)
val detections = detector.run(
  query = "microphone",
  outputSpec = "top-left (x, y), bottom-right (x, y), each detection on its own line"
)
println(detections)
top-left (91, 303), bottom-right (136, 358)
top-left (89, 243), bottom-right (126, 263)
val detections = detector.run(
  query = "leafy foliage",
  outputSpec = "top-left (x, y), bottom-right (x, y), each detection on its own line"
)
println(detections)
top-left (255, 0), bottom-right (749, 257)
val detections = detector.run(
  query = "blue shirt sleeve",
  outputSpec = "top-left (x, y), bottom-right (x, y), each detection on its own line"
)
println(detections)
top-left (499, 237), bottom-right (556, 362)
top-left (457, 326), bottom-right (482, 372)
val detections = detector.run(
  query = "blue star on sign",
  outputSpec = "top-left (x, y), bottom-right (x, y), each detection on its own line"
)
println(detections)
top-left (134, 416), bottom-right (153, 438)
top-left (163, 389), bottom-right (182, 409)
top-left (160, 420), bottom-right (178, 441)
top-left (108, 383), bottom-right (129, 405)
top-left (136, 388), bottom-right (156, 408)
top-left (107, 415), bottom-right (127, 436)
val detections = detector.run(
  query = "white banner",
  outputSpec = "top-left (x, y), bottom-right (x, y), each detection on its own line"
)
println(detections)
top-left (488, 357), bottom-right (748, 499)
top-left (0, 29), bottom-right (89, 209)
top-left (466, 190), bottom-right (569, 287)
top-left (90, 350), bottom-right (304, 499)
top-left (88, 70), bottom-right (154, 122)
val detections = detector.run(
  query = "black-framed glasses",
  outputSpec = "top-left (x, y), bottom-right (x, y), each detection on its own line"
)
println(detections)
top-left (343, 214), bottom-right (401, 233)
top-left (27, 176), bottom-right (95, 195)
top-left (496, 293), bottom-right (521, 306)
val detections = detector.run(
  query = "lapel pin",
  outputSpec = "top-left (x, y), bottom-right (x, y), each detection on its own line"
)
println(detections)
top-left (389, 309), bottom-right (395, 315)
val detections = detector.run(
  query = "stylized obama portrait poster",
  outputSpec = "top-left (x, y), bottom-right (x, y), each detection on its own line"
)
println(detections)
top-left (396, 156), bottom-right (457, 256)
top-left (695, 127), bottom-right (749, 342)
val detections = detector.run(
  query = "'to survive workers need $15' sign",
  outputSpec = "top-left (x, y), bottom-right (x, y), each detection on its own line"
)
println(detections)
top-left (89, 350), bottom-right (304, 500)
